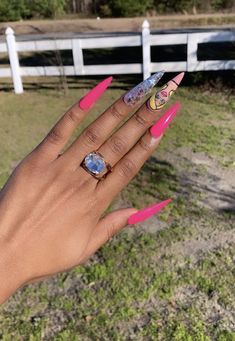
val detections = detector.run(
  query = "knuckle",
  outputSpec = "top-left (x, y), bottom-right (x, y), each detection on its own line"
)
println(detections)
top-left (106, 222), bottom-right (116, 241)
top-left (118, 158), bottom-right (137, 178)
top-left (133, 113), bottom-right (148, 127)
top-left (109, 136), bottom-right (126, 155)
top-left (110, 104), bottom-right (125, 120)
top-left (13, 155), bottom-right (39, 179)
top-left (82, 127), bottom-right (101, 146)
top-left (67, 108), bottom-right (80, 124)
top-left (46, 128), bottom-right (63, 145)
top-left (139, 136), bottom-right (152, 152)
top-left (23, 153), bottom-right (41, 170)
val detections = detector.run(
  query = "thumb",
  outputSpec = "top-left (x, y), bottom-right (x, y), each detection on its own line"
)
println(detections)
top-left (80, 208), bottom-right (137, 263)
top-left (98, 207), bottom-right (138, 242)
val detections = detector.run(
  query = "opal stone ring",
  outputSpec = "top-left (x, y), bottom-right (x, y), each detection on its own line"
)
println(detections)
top-left (81, 151), bottom-right (112, 180)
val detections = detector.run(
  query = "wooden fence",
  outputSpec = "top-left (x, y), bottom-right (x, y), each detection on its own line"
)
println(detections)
top-left (0, 20), bottom-right (234, 94)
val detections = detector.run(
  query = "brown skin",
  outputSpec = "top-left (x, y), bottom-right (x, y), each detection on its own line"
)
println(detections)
top-left (0, 92), bottom-right (162, 305)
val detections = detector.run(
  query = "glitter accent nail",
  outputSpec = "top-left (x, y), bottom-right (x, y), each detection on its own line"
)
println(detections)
top-left (123, 71), bottom-right (164, 106)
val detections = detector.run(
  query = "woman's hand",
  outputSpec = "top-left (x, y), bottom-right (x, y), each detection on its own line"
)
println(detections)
top-left (0, 72), bottom-right (184, 304)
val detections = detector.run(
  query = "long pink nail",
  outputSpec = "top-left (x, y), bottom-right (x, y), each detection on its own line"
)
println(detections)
top-left (150, 102), bottom-right (181, 138)
top-left (172, 72), bottom-right (185, 86)
top-left (128, 199), bottom-right (171, 225)
top-left (79, 76), bottom-right (113, 111)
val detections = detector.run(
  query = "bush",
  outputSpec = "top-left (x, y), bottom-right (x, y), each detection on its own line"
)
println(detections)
top-left (108, 0), bottom-right (153, 17)
top-left (99, 4), bottom-right (112, 17)
top-left (0, 0), bottom-right (66, 22)
top-left (26, 0), bottom-right (66, 19)
top-left (153, 0), bottom-right (198, 14)
top-left (0, 0), bottom-right (29, 21)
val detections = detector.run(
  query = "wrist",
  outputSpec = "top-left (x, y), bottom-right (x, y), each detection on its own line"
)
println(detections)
top-left (0, 239), bottom-right (26, 304)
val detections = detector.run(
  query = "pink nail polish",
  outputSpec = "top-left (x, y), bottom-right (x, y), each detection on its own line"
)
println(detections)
top-left (171, 72), bottom-right (185, 86)
top-left (79, 76), bottom-right (113, 111)
top-left (150, 102), bottom-right (181, 138)
top-left (128, 199), bottom-right (171, 225)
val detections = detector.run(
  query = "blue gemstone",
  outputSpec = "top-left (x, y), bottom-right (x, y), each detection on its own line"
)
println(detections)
top-left (84, 152), bottom-right (106, 174)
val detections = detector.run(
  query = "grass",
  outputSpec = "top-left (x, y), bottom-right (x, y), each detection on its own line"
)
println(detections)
top-left (0, 77), bottom-right (234, 340)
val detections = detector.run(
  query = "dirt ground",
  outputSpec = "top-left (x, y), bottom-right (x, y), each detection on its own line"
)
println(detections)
top-left (0, 13), bottom-right (235, 36)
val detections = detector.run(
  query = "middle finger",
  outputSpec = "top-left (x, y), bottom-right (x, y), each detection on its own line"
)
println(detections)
top-left (63, 71), bottom-right (164, 166)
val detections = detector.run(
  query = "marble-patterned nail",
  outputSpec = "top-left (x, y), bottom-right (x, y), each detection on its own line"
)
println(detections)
top-left (147, 72), bottom-right (185, 111)
top-left (123, 71), bottom-right (164, 106)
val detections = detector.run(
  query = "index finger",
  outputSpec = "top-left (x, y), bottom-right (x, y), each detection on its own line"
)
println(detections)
top-left (33, 76), bottom-right (113, 163)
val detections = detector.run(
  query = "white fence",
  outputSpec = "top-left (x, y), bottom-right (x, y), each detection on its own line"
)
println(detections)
top-left (0, 20), bottom-right (235, 94)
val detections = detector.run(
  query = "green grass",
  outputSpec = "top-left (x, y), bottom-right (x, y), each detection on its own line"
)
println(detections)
top-left (0, 79), bottom-right (234, 340)
top-left (161, 87), bottom-right (235, 162)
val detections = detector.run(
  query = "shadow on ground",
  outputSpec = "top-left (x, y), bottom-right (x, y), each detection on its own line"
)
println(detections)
top-left (128, 153), bottom-right (235, 215)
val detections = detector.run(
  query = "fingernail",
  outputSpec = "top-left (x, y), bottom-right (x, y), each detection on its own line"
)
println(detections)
top-left (147, 72), bottom-right (184, 111)
top-left (79, 76), bottom-right (113, 111)
top-left (123, 71), bottom-right (164, 106)
top-left (128, 199), bottom-right (172, 225)
top-left (150, 102), bottom-right (181, 138)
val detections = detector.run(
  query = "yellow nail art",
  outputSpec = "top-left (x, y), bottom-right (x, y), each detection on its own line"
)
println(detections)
top-left (147, 72), bottom-right (185, 111)
top-left (148, 82), bottom-right (175, 110)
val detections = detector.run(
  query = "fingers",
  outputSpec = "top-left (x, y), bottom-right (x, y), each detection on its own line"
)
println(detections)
top-left (32, 77), bottom-right (113, 163)
top-left (96, 73), bottom-right (184, 168)
top-left (98, 103), bottom-right (181, 204)
top-left (96, 101), bottom-right (158, 167)
top-left (99, 134), bottom-right (162, 201)
top-left (62, 72), bottom-right (164, 166)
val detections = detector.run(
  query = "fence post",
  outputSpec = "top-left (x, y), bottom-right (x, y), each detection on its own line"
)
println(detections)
top-left (187, 33), bottom-right (198, 72)
top-left (72, 39), bottom-right (84, 75)
top-left (5, 27), bottom-right (23, 94)
top-left (142, 20), bottom-right (151, 80)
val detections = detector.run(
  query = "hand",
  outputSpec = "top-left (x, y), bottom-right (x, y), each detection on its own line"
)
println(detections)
top-left (0, 72), bottom-right (184, 304)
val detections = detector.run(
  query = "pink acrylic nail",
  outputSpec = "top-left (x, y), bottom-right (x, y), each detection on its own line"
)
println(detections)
top-left (79, 76), bottom-right (113, 111)
top-left (128, 199), bottom-right (172, 225)
top-left (171, 72), bottom-right (185, 86)
top-left (150, 102), bottom-right (181, 138)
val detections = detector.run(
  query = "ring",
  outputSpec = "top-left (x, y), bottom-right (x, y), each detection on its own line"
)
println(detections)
top-left (81, 151), bottom-right (112, 180)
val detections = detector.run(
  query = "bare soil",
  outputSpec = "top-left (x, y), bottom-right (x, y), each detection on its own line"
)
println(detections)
top-left (127, 146), bottom-right (235, 258)
top-left (0, 13), bottom-right (235, 36)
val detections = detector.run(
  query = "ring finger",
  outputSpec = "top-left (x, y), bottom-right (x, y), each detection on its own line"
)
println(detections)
top-left (96, 73), bottom-right (184, 171)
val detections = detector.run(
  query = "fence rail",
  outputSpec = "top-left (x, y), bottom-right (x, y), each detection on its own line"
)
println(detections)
top-left (0, 20), bottom-right (234, 94)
